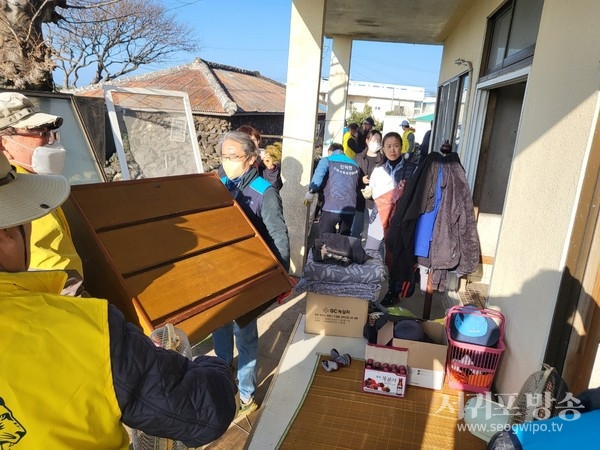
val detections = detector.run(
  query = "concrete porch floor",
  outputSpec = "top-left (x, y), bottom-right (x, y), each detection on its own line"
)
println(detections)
top-left (191, 278), bottom-right (456, 449)
top-left (190, 215), bottom-right (465, 449)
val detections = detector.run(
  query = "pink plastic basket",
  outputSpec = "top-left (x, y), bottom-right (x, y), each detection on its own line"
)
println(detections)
top-left (445, 305), bottom-right (506, 393)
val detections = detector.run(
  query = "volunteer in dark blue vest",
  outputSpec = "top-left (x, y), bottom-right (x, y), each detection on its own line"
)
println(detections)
top-left (303, 142), bottom-right (360, 238)
top-left (214, 130), bottom-right (290, 418)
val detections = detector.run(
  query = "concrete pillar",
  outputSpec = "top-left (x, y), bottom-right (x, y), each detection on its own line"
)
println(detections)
top-left (281, 0), bottom-right (326, 275)
top-left (324, 35), bottom-right (352, 147)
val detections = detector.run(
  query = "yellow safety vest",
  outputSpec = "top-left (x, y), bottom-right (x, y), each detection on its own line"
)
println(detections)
top-left (14, 165), bottom-right (84, 277)
top-left (0, 271), bottom-right (129, 449)
top-left (402, 129), bottom-right (415, 154)
top-left (343, 131), bottom-right (357, 159)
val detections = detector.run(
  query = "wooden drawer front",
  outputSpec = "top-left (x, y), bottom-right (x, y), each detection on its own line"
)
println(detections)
top-left (127, 237), bottom-right (278, 322)
top-left (64, 173), bottom-right (293, 338)
top-left (97, 206), bottom-right (254, 275)
top-left (70, 174), bottom-right (232, 230)
top-left (173, 274), bottom-right (293, 342)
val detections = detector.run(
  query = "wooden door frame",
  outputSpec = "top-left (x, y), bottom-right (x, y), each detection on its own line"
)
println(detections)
top-left (545, 116), bottom-right (600, 393)
top-left (471, 92), bottom-right (497, 214)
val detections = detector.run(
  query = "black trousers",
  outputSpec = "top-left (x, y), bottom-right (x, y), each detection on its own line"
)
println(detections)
top-left (318, 210), bottom-right (354, 237)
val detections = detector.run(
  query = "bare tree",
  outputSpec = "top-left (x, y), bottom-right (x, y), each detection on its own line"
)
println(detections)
top-left (0, 0), bottom-right (199, 91)
top-left (0, 0), bottom-right (65, 90)
top-left (47, 0), bottom-right (199, 89)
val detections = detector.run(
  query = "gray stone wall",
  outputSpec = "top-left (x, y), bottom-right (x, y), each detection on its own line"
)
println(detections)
top-left (105, 114), bottom-right (234, 181)
top-left (195, 115), bottom-right (231, 172)
top-left (100, 102), bottom-right (295, 181)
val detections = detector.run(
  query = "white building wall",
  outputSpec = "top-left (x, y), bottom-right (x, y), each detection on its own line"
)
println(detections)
top-left (422, 97), bottom-right (436, 115)
top-left (320, 78), bottom-right (429, 124)
top-left (489, 0), bottom-right (600, 395)
top-left (440, 0), bottom-right (600, 395)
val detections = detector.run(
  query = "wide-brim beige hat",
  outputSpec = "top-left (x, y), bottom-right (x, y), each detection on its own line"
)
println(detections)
top-left (0, 92), bottom-right (63, 131)
top-left (0, 152), bottom-right (70, 228)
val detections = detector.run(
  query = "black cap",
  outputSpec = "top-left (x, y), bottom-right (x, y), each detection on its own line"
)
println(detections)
top-left (363, 117), bottom-right (374, 126)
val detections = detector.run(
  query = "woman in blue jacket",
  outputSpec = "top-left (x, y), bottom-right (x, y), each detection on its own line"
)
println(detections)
top-left (215, 130), bottom-right (290, 418)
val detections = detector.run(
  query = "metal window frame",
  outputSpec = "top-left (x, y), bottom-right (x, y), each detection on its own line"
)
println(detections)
top-left (103, 86), bottom-right (203, 180)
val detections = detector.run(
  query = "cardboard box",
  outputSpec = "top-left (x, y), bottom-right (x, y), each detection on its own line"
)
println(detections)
top-left (377, 320), bottom-right (448, 390)
top-left (363, 343), bottom-right (408, 397)
top-left (304, 292), bottom-right (369, 338)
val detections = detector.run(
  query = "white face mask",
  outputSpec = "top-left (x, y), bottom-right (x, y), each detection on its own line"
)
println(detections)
top-left (221, 159), bottom-right (247, 180)
top-left (30, 142), bottom-right (67, 175)
top-left (368, 141), bottom-right (382, 152)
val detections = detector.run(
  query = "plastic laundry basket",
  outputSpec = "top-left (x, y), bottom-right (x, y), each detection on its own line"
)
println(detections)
top-left (445, 305), bottom-right (506, 393)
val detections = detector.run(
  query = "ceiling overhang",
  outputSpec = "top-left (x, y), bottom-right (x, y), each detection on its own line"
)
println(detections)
top-left (323, 0), bottom-right (476, 45)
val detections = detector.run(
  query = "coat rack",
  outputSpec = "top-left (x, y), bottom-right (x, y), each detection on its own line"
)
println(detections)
top-left (423, 272), bottom-right (433, 320)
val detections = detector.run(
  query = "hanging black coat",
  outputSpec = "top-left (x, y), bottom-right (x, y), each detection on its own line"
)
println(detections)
top-left (387, 152), bottom-right (443, 289)
top-left (387, 152), bottom-right (480, 291)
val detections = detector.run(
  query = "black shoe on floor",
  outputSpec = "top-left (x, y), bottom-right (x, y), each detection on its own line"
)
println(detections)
top-left (380, 290), bottom-right (398, 307)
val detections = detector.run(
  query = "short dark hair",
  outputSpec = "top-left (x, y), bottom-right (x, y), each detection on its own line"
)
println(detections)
top-left (383, 131), bottom-right (402, 145)
top-left (236, 125), bottom-right (261, 147)
top-left (367, 129), bottom-right (382, 140)
top-left (329, 142), bottom-right (343, 152)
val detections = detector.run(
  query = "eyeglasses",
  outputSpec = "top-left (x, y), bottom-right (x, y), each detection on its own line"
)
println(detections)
top-left (12, 130), bottom-right (60, 144)
top-left (221, 154), bottom-right (248, 162)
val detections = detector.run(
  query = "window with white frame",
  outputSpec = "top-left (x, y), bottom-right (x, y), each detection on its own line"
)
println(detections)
top-left (104, 87), bottom-right (203, 180)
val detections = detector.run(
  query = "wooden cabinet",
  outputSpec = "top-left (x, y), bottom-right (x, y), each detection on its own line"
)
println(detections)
top-left (63, 173), bottom-right (292, 342)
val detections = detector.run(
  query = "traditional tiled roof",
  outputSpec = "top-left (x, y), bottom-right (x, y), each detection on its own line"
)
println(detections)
top-left (70, 58), bottom-right (286, 116)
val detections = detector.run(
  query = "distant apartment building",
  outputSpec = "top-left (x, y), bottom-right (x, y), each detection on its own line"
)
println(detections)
top-left (319, 78), bottom-right (436, 125)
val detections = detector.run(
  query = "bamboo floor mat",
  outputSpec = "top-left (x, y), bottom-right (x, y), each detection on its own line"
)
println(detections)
top-left (277, 355), bottom-right (486, 450)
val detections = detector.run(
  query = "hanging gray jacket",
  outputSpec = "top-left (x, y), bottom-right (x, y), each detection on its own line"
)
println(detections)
top-left (428, 152), bottom-right (480, 289)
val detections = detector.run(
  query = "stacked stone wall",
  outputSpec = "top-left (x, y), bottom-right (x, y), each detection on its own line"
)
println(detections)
top-left (105, 114), bottom-right (233, 181)
top-left (104, 113), bottom-right (285, 181)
